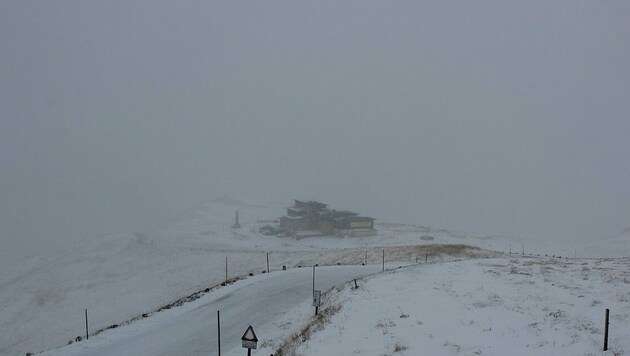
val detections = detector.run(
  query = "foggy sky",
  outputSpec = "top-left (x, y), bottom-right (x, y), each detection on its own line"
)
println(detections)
top-left (1, 1), bottom-right (629, 259)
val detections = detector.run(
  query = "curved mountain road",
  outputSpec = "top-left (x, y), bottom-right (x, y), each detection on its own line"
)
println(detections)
top-left (43, 265), bottom-right (380, 356)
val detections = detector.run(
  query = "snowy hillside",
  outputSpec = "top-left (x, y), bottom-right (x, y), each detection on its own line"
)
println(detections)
top-left (293, 258), bottom-right (630, 355)
top-left (1, 199), bottom-right (628, 355)
top-left (0, 199), bottom-right (493, 355)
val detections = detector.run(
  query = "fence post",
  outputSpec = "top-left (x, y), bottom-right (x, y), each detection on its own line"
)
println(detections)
top-left (266, 252), bottom-right (270, 273)
top-left (604, 308), bottom-right (609, 351)
top-left (85, 308), bottom-right (89, 340)
top-left (382, 250), bottom-right (385, 271)
top-left (217, 310), bottom-right (221, 356)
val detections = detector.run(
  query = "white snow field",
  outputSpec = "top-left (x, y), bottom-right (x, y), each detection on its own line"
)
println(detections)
top-left (1, 198), bottom-right (629, 355)
top-left (294, 258), bottom-right (630, 356)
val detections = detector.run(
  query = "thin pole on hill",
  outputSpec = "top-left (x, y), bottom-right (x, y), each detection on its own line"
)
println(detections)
top-left (266, 252), bottom-right (270, 273)
top-left (365, 251), bottom-right (367, 265)
top-left (312, 265), bottom-right (315, 295)
top-left (522, 243), bottom-right (524, 257)
top-left (604, 308), bottom-right (609, 351)
top-left (85, 308), bottom-right (89, 340)
top-left (217, 310), bottom-right (221, 356)
top-left (225, 257), bottom-right (228, 286)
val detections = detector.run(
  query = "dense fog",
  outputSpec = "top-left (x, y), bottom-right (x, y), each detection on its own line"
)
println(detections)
top-left (1, 1), bottom-right (629, 259)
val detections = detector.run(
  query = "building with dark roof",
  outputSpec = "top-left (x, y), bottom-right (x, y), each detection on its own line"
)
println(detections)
top-left (279, 200), bottom-right (376, 237)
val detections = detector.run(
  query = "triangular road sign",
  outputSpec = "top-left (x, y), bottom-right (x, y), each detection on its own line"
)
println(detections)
top-left (241, 325), bottom-right (258, 342)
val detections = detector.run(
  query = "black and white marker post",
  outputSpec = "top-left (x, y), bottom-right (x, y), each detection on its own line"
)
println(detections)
top-left (313, 289), bottom-right (321, 315)
top-left (312, 265), bottom-right (320, 315)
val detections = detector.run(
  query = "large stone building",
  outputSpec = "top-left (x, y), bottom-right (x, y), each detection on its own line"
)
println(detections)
top-left (279, 200), bottom-right (376, 237)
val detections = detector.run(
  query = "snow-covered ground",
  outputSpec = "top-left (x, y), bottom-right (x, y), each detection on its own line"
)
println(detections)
top-left (294, 258), bottom-right (630, 356)
top-left (1, 198), bottom-right (628, 355)
top-left (42, 265), bottom-right (383, 356)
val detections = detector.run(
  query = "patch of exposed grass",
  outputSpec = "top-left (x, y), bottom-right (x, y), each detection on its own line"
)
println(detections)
top-left (393, 342), bottom-right (408, 352)
top-left (273, 303), bottom-right (342, 356)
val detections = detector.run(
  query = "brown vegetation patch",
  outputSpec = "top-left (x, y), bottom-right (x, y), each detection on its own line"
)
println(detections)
top-left (273, 303), bottom-right (342, 356)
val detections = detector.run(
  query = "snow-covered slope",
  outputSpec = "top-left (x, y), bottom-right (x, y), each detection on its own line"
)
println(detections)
top-left (0, 201), bottom-right (294, 355)
top-left (0, 200), bottom-right (487, 355)
top-left (1, 199), bottom-right (628, 355)
top-left (294, 258), bottom-right (630, 355)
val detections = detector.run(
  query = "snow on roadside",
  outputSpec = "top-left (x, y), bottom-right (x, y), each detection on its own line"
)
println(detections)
top-left (0, 200), bottom-right (499, 355)
top-left (294, 257), bottom-right (630, 356)
top-left (2, 199), bottom-right (628, 355)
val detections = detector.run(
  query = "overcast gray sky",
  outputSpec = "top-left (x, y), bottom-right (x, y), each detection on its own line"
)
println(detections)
top-left (1, 1), bottom-right (629, 258)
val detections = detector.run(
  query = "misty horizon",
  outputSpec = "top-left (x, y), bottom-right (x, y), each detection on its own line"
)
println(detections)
top-left (2, 1), bottom-right (629, 259)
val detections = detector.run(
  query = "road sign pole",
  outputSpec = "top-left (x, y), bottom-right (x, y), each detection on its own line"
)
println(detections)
top-left (312, 265), bottom-right (315, 294)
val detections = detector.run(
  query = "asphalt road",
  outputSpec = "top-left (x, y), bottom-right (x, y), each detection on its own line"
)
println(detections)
top-left (43, 265), bottom-right (380, 356)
